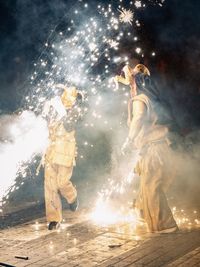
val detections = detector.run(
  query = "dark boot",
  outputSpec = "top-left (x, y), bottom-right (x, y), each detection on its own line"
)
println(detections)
top-left (48, 221), bottom-right (60, 230)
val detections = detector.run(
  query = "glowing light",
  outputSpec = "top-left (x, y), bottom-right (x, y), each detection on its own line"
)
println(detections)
top-left (34, 221), bottom-right (40, 231)
top-left (108, 39), bottom-right (119, 49)
top-left (136, 20), bottom-right (141, 27)
top-left (113, 56), bottom-right (122, 63)
top-left (49, 241), bottom-right (54, 249)
top-left (90, 198), bottom-right (137, 225)
top-left (118, 8), bottom-right (134, 25)
top-left (89, 43), bottom-right (97, 51)
top-left (135, 47), bottom-right (141, 54)
top-left (73, 238), bottom-right (78, 245)
top-left (135, 1), bottom-right (142, 8)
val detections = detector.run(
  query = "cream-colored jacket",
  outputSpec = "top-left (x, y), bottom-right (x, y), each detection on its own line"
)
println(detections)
top-left (45, 122), bottom-right (76, 167)
top-left (129, 94), bottom-right (169, 149)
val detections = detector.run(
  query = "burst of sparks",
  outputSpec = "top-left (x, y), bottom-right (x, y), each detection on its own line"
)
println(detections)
top-left (135, 47), bottom-right (142, 54)
top-left (90, 197), bottom-right (137, 225)
top-left (107, 39), bottom-right (119, 49)
top-left (135, 1), bottom-right (142, 8)
top-left (172, 207), bottom-right (200, 228)
top-left (90, 158), bottom-right (139, 226)
top-left (118, 8), bottom-right (134, 25)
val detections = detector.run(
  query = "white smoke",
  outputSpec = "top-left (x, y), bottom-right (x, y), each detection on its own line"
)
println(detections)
top-left (0, 110), bottom-right (48, 206)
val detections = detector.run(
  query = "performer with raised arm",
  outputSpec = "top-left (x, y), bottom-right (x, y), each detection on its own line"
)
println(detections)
top-left (40, 85), bottom-right (85, 230)
top-left (115, 64), bottom-right (178, 234)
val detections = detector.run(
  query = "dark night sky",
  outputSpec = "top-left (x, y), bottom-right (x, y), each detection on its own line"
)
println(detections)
top-left (0, 0), bottom-right (200, 127)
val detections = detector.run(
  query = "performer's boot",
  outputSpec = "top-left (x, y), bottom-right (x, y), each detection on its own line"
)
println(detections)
top-left (69, 197), bottom-right (79, 212)
top-left (48, 221), bottom-right (60, 230)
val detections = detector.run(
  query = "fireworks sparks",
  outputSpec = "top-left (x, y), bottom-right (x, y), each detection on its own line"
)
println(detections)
top-left (0, 0), bottom-right (166, 212)
top-left (90, 193), bottom-right (138, 226)
top-left (107, 39), bottom-right (119, 49)
top-left (135, 1), bottom-right (142, 8)
top-left (90, 153), bottom-right (139, 226)
top-left (135, 47), bottom-right (142, 54)
top-left (118, 8), bottom-right (134, 25)
top-left (172, 207), bottom-right (200, 228)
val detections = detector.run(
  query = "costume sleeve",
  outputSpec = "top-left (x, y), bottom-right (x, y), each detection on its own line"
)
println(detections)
top-left (128, 100), bottom-right (146, 141)
top-left (116, 75), bottom-right (130, 85)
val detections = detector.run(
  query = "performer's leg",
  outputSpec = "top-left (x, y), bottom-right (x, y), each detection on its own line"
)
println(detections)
top-left (136, 143), bottom-right (177, 232)
top-left (44, 163), bottom-right (62, 222)
top-left (57, 165), bottom-right (77, 204)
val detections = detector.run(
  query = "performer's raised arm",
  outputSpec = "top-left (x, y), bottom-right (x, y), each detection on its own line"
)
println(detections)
top-left (114, 64), bottom-right (137, 98)
top-left (114, 65), bottom-right (133, 86)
